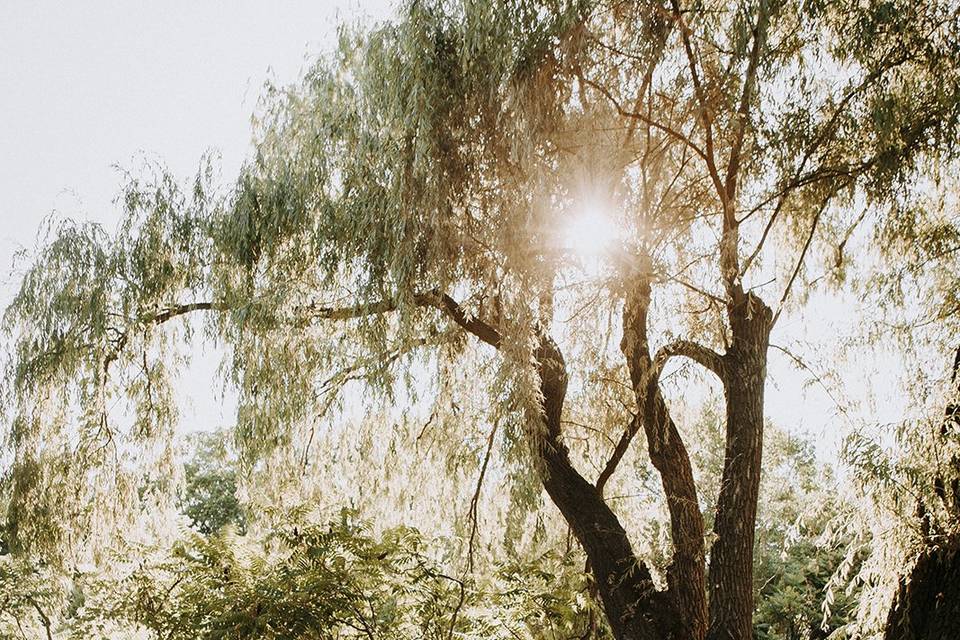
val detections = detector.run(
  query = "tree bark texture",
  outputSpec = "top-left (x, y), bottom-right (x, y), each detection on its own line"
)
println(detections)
top-left (885, 534), bottom-right (960, 640)
top-left (885, 346), bottom-right (960, 640)
top-left (527, 288), bottom-right (772, 640)
top-left (707, 292), bottom-right (772, 640)
top-left (531, 333), bottom-right (681, 640)
top-left (622, 275), bottom-right (709, 640)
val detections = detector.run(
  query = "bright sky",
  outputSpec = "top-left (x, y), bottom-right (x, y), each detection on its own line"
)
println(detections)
top-left (0, 0), bottom-right (903, 463)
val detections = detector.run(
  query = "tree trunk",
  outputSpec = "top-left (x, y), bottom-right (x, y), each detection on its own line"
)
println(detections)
top-left (531, 334), bottom-right (680, 640)
top-left (885, 533), bottom-right (960, 640)
top-left (622, 275), bottom-right (708, 640)
top-left (707, 292), bottom-right (772, 640)
top-left (885, 346), bottom-right (960, 640)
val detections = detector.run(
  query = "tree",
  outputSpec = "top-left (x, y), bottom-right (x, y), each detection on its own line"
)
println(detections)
top-left (180, 431), bottom-right (247, 535)
top-left (3, 0), bottom-right (960, 639)
top-left (837, 346), bottom-right (960, 639)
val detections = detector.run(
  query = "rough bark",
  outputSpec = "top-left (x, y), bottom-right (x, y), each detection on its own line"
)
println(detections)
top-left (706, 292), bottom-right (772, 640)
top-left (448, 281), bottom-right (771, 640)
top-left (532, 333), bottom-right (680, 640)
top-left (621, 274), bottom-right (709, 640)
top-left (885, 346), bottom-right (960, 640)
top-left (885, 534), bottom-right (960, 640)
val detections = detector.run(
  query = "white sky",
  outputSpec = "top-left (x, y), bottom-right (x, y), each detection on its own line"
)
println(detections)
top-left (0, 0), bottom-right (904, 463)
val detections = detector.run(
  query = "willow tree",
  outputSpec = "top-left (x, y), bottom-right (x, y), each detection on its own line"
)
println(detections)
top-left (4, 0), bottom-right (960, 639)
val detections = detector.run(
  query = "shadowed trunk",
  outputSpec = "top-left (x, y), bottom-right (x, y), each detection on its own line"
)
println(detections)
top-left (885, 534), bottom-right (960, 640)
top-left (707, 292), bottom-right (772, 640)
top-left (885, 346), bottom-right (960, 640)
top-left (531, 333), bottom-right (680, 640)
top-left (529, 288), bottom-right (772, 640)
top-left (439, 292), bottom-right (682, 639)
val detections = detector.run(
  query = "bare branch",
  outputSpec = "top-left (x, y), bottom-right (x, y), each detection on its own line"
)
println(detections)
top-left (771, 192), bottom-right (831, 326)
top-left (467, 422), bottom-right (499, 573)
top-left (724, 2), bottom-right (770, 203)
top-left (670, 0), bottom-right (726, 205)
top-left (596, 412), bottom-right (642, 494)
top-left (580, 76), bottom-right (709, 162)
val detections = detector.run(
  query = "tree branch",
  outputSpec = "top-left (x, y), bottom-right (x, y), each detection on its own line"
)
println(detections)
top-left (620, 271), bottom-right (707, 637)
top-left (724, 1), bottom-right (770, 203)
top-left (741, 47), bottom-right (916, 275)
top-left (103, 301), bottom-right (222, 371)
top-left (23, 595), bottom-right (52, 640)
top-left (771, 191), bottom-right (832, 326)
top-left (580, 76), bottom-right (709, 163)
top-left (653, 338), bottom-right (726, 382)
top-left (467, 422), bottom-right (499, 573)
top-left (432, 293), bottom-right (502, 348)
top-left (670, 0), bottom-right (726, 206)
top-left (595, 412), bottom-right (642, 494)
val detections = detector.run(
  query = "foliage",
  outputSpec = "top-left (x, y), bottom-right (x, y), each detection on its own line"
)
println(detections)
top-left (2, 0), bottom-right (960, 636)
top-left (829, 363), bottom-right (960, 638)
top-left (0, 555), bottom-right (64, 639)
top-left (180, 431), bottom-right (246, 535)
top-left (65, 511), bottom-right (601, 640)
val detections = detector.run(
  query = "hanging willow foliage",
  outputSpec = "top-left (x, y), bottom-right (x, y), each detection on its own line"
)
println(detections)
top-left (3, 0), bottom-right (960, 637)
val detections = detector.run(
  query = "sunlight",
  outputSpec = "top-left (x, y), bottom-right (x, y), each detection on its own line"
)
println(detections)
top-left (562, 196), bottom-right (621, 265)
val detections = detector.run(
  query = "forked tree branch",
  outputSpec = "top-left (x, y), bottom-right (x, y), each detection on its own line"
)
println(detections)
top-left (670, 0), bottom-right (726, 207)
top-left (580, 76), bottom-right (709, 163)
top-left (724, 0), bottom-right (770, 204)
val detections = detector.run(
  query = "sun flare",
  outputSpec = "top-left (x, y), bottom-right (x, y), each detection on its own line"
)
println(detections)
top-left (562, 198), bottom-right (621, 262)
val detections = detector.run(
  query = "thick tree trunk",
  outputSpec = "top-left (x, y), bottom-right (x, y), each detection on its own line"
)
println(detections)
top-left (707, 292), bottom-right (772, 640)
top-left (885, 533), bottom-right (960, 640)
top-left (622, 276), bottom-right (709, 640)
top-left (885, 346), bottom-right (960, 640)
top-left (453, 283), bottom-right (773, 639)
top-left (531, 334), bottom-right (680, 640)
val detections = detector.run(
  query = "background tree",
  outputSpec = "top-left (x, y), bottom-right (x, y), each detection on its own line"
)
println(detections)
top-left (3, 1), bottom-right (960, 639)
top-left (180, 431), bottom-right (247, 535)
top-left (0, 556), bottom-right (60, 640)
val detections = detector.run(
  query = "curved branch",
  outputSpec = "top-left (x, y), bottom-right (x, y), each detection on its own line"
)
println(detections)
top-left (103, 290), bottom-right (488, 373)
top-left (432, 293), bottom-right (502, 348)
top-left (771, 190), bottom-right (833, 327)
top-left (23, 595), bottom-right (52, 640)
top-left (103, 301), bottom-right (222, 371)
top-left (467, 421), bottom-right (499, 573)
top-left (653, 338), bottom-right (726, 382)
top-left (595, 412), bottom-right (641, 494)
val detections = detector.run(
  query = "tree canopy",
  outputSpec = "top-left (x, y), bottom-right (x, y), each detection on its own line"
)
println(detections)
top-left (3, 0), bottom-right (960, 638)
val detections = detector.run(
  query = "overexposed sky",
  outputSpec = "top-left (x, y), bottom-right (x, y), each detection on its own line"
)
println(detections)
top-left (0, 0), bottom-right (902, 461)
top-left (0, 0), bottom-right (392, 292)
